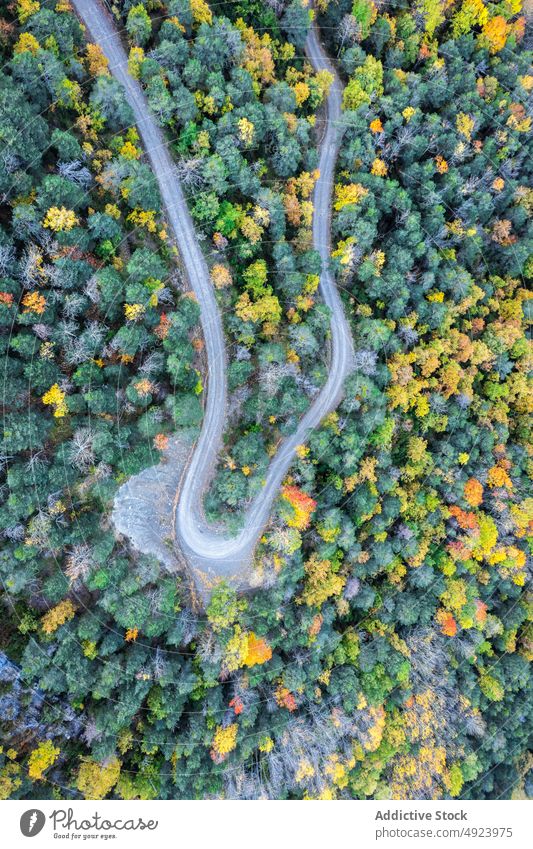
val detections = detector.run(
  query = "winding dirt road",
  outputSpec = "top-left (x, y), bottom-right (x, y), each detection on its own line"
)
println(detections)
top-left (73, 0), bottom-right (354, 589)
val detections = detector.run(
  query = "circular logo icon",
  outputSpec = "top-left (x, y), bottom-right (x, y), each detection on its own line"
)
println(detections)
top-left (20, 810), bottom-right (46, 837)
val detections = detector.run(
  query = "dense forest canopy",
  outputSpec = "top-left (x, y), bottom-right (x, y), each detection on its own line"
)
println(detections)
top-left (0, 0), bottom-right (531, 801)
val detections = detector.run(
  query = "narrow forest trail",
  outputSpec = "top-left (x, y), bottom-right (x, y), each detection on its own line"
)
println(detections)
top-left (73, 0), bottom-right (354, 594)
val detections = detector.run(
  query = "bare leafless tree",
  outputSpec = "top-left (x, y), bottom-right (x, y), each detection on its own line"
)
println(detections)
top-left (68, 428), bottom-right (95, 472)
top-left (65, 544), bottom-right (94, 585)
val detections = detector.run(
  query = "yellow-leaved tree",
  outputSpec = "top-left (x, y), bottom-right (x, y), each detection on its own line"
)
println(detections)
top-left (28, 741), bottom-right (60, 780)
top-left (76, 757), bottom-right (121, 799)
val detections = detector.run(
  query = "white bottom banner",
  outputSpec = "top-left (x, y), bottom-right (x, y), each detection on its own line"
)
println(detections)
top-left (2, 799), bottom-right (532, 849)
